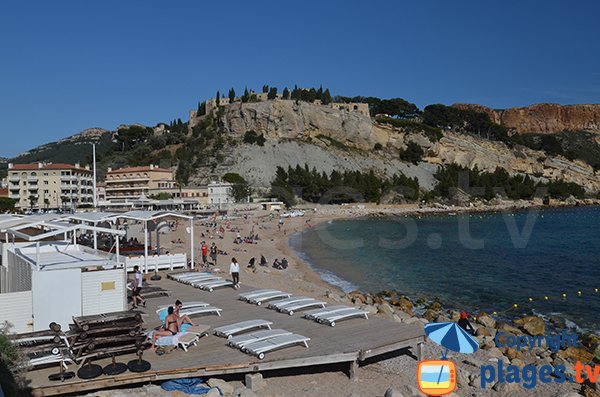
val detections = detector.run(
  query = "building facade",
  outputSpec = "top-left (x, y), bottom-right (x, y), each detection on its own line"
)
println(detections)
top-left (7, 163), bottom-right (94, 210)
top-left (104, 165), bottom-right (175, 200)
top-left (207, 181), bottom-right (234, 207)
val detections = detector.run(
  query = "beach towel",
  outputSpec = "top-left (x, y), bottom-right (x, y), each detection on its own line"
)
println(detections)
top-left (161, 378), bottom-right (221, 395)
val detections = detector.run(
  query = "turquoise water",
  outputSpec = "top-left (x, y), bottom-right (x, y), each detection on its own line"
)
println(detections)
top-left (289, 206), bottom-right (600, 331)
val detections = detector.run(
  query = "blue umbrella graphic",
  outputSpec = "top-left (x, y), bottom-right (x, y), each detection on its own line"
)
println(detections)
top-left (424, 322), bottom-right (479, 384)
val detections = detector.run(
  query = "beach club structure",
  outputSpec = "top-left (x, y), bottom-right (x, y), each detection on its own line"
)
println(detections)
top-left (0, 211), bottom-right (194, 333)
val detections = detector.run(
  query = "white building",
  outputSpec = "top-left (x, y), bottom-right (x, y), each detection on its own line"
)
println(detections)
top-left (208, 181), bottom-right (234, 208)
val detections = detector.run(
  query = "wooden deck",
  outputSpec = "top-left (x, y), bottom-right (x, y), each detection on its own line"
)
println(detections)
top-left (26, 276), bottom-right (425, 396)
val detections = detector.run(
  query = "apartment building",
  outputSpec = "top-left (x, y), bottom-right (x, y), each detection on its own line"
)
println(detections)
top-left (104, 165), bottom-right (175, 200)
top-left (7, 163), bottom-right (94, 210)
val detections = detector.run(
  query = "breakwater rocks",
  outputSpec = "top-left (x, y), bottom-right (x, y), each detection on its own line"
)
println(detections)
top-left (327, 289), bottom-right (600, 395)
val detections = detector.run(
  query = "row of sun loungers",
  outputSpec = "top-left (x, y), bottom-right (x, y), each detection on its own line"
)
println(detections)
top-left (168, 272), bottom-right (233, 292)
top-left (214, 320), bottom-right (309, 360)
top-left (237, 289), bottom-right (368, 326)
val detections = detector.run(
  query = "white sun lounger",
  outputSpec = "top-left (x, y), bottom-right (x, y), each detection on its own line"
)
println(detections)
top-left (311, 308), bottom-right (369, 327)
top-left (158, 305), bottom-right (222, 318)
top-left (278, 300), bottom-right (327, 316)
top-left (179, 274), bottom-right (220, 284)
top-left (21, 349), bottom-right (74, 370)
top-left (242, 333), bottom-right (310, 360)
top-left (267, 296), bottom-right (315, 310)
top-left (157, 301), bottom-right (209, 312)
top-left (214, 319), bottom-right (273, 339)
top-left (238, 289), bottom-right (282, 301)
top-left (169, 272), bottom-right (207, 280)
top-left (303, 305), bottom-right (351, 319)
top-left (228, 329), bottom-right (292, 350)
top-left (195, 279), bottom-right (233, 292)
top-left (246, 291), bottom-right (292, 306)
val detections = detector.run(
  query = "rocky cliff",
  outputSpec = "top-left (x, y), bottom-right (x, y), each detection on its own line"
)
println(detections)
top-left (186, 100), bottom-right (599, 193)
top-left (454, 103), bottom-right (600, 134)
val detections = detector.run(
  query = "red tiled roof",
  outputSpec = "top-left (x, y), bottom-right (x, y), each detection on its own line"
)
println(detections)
top-left (107, 166), bottom-right (172, 174)
top-left (10, 163), bottom-right (92, 173)
top-left (0, 188), bottom-right (8, 197)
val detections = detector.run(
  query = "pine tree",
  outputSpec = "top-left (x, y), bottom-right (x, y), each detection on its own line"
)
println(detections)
top-left (228, 88), bottom-right (236, 103)
top-left (242, 87), bottom-right (250, 103)
top-left (216, 91), bottom-right (220, 106)
top-left (267, 87), bottom-right (278, 100)
top-left (322, 89), bottom-right (332, 105)
top-left (282, 87), bottom-right (290, 100)
top-left (262, 85), bottom-right (269, 93)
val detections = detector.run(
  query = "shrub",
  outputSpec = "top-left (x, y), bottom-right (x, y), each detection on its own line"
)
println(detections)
top-left (374, 143), bottom-right (383, 151)
top-left (400, 142), bottom-right (424, 164)
top-left (243, 130), bottom-right (258, 144)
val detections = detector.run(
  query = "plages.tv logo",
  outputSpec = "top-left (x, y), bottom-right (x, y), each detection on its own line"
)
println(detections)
top-left (419, 321), bottom-right (479, 396)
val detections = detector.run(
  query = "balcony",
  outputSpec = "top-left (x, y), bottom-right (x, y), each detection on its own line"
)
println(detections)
top-left (8, 175), bottom-right (20, 182)
top-left (105, 185), bottom-right (147, 191)
top-left (27, 176), bottom-right (38, 181)
top-left (106, 177), bottom-right (150, 183)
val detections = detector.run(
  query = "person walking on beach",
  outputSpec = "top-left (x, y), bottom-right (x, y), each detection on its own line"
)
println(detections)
top-left (210, 242), bottom-right (218, 267)
top-left (230, 257), bottom-right (240, 289)
top-left (458, 312), bottom-right (475, 335)
top-left (131, 265), bottom-right (145, 309)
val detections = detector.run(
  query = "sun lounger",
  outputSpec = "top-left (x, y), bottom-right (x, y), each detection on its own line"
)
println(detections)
top-left (267, 296), bottom-right (315, 310)
top-left (303, 305), bottom-right (351, 319)
top-left (228, 329), bottom-right (292, 350)
top-left (21, 349), bottom-right (74, 369)
top-left (179, 274), bottom-right (220, 284)
top-left (214, 319), bottom-right (273, 339)
top-left (195, 279), bottom-right (233, 292)
top-left (157, 305), bottom-right (222, 320)
top-left (151, 325), bottom-right (210, 352)
top-left (310, 308), bottom-right (369, 327)
top-left (246, 291), bottom-right (292, 306)
top-left (168, 272), bottom-right (203, 280)
top-left (278, 300), bottom-right (327, 316)
top-left (242, 333), bottom-right (310, 360)
top-left (156, 301), bottom-right (209, 312)
top-left (238, 289), bottom-right (282, 301)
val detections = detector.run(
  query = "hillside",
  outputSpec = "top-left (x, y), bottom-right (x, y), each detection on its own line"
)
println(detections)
top-left (4, 97), bottom-right (600, 202)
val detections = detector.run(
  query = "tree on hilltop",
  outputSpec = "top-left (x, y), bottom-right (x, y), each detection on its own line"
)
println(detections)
top-left (262, 85), bottom-right (269, 93)
top-left (228, 88), bottom-right (236, 103)
top-left (216, 91), bottom-right (221, 106)
top-left (242, 87), bottom-right (250, 103)
top-left (282, 87), bottom-right (290, 100)
top-left (267, 87), bottom-right (278, 100)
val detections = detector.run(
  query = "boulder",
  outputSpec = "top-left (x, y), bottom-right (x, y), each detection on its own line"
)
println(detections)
top-left (504, 347), bottom-right (523, 361)
top-left (422, 309), bottom-right (438, 322)
top-left (204, 388), bottom-right (221, 397)
top-left (383, 388), bottom-right (403, 397)
top-left (390, 297), bottom-right (414, 315)
top-left (236, 388), bottom-right (258, 397)
top-left (207, 378), bottom-right (234, 395)
top-left (495, 321), bottom-right (521, 335)
top-left (377, 303), bottom-right (395, 316)
top-left (557, 347), bottom-right (594, 363)
top-left (475, 327), bottom-right (492, 337)
top-left (475, 313), bottom-right (496, 328)
top-left (514, 315), bottom-right (545, 336)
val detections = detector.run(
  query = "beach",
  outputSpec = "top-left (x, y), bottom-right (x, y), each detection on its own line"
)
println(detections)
top-left (132, 202), bottom-right (590, 397)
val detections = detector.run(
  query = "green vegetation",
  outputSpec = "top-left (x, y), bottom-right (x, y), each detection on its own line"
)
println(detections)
top-left (316, 134), bottom-right (351, 151)
top-left (375, 116), bottom-right (443, 142)
top-left (149, 192), bottom-right (173, 200)
top-left (0, 323), bottom-right (24, 397)
top-left (223, 173), bottom-right (252, 202)
top-left (430, 164), bottom-right (586, 201)
top-left (422, 104), bottom-right (509, 142)
top-left (399, 141), bottom-right (424, 164)
top-left (270, 164), bottom-right (420, 207)
top-left (0, 198), bottom-right (15, 213)
top-left (243, 130), bottom-right (266, 146)
top-left (337, 96), bottom-right (420, 119)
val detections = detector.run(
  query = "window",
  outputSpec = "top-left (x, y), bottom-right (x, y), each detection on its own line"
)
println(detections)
top-left (44, 181), bottom-right (48, 185)
top-left (44, 190), bottom-right (49, 194)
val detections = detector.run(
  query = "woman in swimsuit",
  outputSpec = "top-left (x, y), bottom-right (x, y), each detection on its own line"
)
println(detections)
top-left (151, 306), bottom-right (179, 350)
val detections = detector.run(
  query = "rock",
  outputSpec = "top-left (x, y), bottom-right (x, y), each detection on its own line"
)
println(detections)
top-left (244, 373), bottom-right (265, 392)
top-left (395, 384), bottom-right (426, 396)
top-left (493, 381), bottom-right (520, 393)
top-left (426, 301), bottom-right (442, 312)
top-left (550, 315), bottom-right (567, 329)
top-left (204, 388), bottom-right (221, 397)
top-left (377, 303), bottom-right (395, 316)
top-left (495, 321), bottom-right (521, 335)
top-left (486, 347), bottom-right (505, 360)
top-left (457, 367), bottom-right (471, 388)
top-left (557, 346), bottom-right (594, 363)
top-left (581, 333), bottom-right (600, 349)
top-left (207, 378), bottom-right (234, 395)
top-left (422, 309), bottom-right (438, 322)
top-left (475, 313), bottom-right (496, 328)
top-left (384, 388), bottom-right (403, 397)
top-left (504, 347), bottom-right (523, 361)
top-left (348, 291), bottom-right (366, 304)
top-left (236, 388), bottom-right (257, 397)
top-left (511, 358), bottom-right (526, 369)
top-left (514, 315), bottom-right (546, 336)
top-left (475, 327), bottom-right (492, 337)
top-left (360, 304), bottom-right (378, 315)
top-left (394, 297), bottom-right (414, 315)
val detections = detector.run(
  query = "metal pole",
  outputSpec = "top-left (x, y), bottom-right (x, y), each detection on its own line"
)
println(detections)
top-left (92, 143), bottom-right (97, 209)
top-left (116, 233), bottom-right (120, 267)
top-left (144, 221), bottom-right (148, 274)
top-left (36, 242), bottom-right (40, 271)
top-left (190, 218), bottom-right (194, 270)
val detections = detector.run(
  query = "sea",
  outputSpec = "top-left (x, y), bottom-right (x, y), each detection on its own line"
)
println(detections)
top-left (289, 206), bottom-right (600, 333)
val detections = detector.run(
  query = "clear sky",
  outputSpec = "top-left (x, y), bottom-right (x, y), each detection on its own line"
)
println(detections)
top-left (1, 1), bottom-right (599, 157)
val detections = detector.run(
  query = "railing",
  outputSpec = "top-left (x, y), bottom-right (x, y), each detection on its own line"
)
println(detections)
top-left (124, 253), bottom-right (187, 272)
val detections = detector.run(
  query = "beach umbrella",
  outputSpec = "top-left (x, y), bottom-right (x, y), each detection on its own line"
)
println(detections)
top-left (424, 322), bottom-right (479, 357)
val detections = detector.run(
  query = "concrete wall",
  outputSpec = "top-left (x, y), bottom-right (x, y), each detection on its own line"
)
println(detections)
top-left (32, 268), bottom-right (81, 332)
top-left (81, 268), bottom-right (126, 316)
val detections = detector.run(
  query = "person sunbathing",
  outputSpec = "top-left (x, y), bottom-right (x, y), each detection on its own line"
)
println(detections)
top-left (151, 306), bottom-right (179, 350)
top-left (174, 300), bottom-right (197, 329)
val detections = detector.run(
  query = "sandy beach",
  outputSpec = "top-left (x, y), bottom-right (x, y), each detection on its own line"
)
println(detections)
top-left (129, 202), bottom-right (588, 397)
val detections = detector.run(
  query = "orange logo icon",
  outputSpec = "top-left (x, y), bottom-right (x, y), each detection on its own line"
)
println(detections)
top-left (417, 360), bottom-right (457, 396)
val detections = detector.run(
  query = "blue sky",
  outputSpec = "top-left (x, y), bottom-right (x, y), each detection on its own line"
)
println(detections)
top-left (1, 1), bottom-right (599, 157)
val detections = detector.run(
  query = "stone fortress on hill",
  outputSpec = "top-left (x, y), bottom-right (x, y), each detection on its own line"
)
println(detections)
top-left (189, 90), bottom-right (370, 121)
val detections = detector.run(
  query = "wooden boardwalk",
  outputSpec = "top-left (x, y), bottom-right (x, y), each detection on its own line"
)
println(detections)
top-left (26, 276), bottom-right (425, 396)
